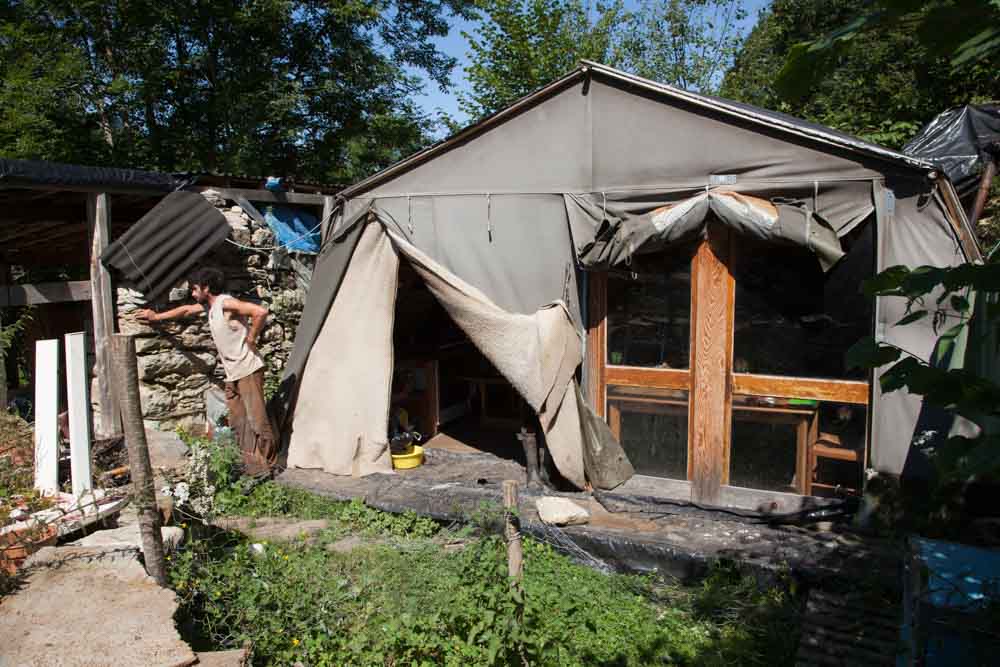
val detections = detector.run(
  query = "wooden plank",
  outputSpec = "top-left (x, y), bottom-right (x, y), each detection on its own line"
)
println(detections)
top-left (586, 272), bottom-right (607, 417)
top-left (0, 281), bottom-right (91, 306)
top-left (606, 365), bottom-right (689, 390)
top-left (87, 192), bottom-right (122, 437)
top-left (65, 332), bottom-right (93, 498)
top-left (320, 195), bottom-right (335, 243)
top-left (732, 374), bottom-right (869, 405)
top-left (196, 186), bottom-right (327, 206)
top-left (687, 231), bottom-right (734, 503)
top-left (33, 339), bottom-right (60, 495)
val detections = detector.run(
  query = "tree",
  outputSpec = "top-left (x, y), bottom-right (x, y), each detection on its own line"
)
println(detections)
top-left (460, 0), bottom-right (747, 120)
top-left (612, 0), bottom-right (747, 94)
top-left (460, 0), bottom-right (626, 119)
top-left (0, 1), bottom-right (475, 183)
top-left (720, 0), bottom-right (1000, 149)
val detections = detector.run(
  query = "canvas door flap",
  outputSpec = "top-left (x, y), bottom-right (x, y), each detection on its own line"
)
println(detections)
top-left (381, 224), bottom-right (592, 488)
top-left (564, 190), bottom-right (845, 269)
top-left (286, 221), bottom-right (397, 477)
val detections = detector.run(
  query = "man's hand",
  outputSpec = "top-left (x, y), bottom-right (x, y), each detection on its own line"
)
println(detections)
top-left (245, 337), bottom-right (259, 355)
top-left (135, 308), bottom-right (159, 323)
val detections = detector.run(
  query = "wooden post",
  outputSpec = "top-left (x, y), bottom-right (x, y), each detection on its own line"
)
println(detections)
top-left (110, 334), bottom-right (167, 586)
top-left (87, 192), bottom-right (121, 438)
top-left (503, 479), bottom-right (523, 581)
top-left (65, 332), bottom-right (93, 498)
top-left (33, 339), bottom-right (60, 495)
top-left (320, 195), bottom-right (335, 243)
top-left (967, 150), bottom-right (997, 225)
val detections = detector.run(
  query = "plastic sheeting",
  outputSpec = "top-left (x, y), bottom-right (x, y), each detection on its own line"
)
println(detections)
top-left (904, 104), bottom-right (1000, 200)
top-left (263, 205), bottom-right (321, 254)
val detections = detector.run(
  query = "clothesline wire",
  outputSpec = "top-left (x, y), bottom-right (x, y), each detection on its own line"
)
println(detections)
top-left (224, 218), bottom-right (325, 252)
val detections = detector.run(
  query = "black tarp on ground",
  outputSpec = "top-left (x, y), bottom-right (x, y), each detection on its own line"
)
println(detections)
top-left (0, 158), bottom-right (176, 192)
top-left (101, 191), bottom-right (229, 301)
top-left (903, 104), bottom-right (1000, 201)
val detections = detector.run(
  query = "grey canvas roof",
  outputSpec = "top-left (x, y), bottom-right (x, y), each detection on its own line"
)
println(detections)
top-left (341, 61), bottom-right (938, 200)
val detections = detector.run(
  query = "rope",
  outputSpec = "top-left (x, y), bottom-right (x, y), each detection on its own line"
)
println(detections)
top-left (119, 240), bottom-right (154, 294)
top-left (223, 219), bottom-right (323, 252)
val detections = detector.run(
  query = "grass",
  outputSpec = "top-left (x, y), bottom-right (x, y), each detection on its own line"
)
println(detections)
top-left (169, 481), bottom-right (803, 666)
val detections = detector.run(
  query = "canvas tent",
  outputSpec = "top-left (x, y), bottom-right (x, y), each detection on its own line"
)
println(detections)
top-left (280, 62), bottom-right (981, 507)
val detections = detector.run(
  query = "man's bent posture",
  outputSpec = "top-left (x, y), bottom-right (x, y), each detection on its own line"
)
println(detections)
top-left (137, 268), bottom-right (277, 476)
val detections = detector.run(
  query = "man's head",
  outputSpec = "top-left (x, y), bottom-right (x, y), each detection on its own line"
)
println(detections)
top-left (189, 267), bottom-right (225, 304)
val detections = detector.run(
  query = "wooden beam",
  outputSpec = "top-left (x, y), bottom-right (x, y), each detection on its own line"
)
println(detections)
top-left (0, 281), bottom-right (91, 306)
top-left (320, 195), bottom-right (335, 242)
top-left (606, 366), bottom-right (690, 391)
top-left (191, 186), bottom-right (327, 206)
top-left (732, 374), bottom-right (869, 405)
top-left (687, 231), bottom-right (734, 504)
top-left (586, 272), bottom-right (608, 417)
top-left (87, 192), bottom-right (122, 437)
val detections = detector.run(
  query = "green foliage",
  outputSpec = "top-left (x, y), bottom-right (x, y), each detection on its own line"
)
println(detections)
top-left (170, 521), bottom-right (800, 666)
top-left (720, 0), bottom-right (1000, 149)
top-left (0, 308), bottom-right (32, 361)
top-left (460, 0), bottom-right (748, 119)
top-left (0, 0), bottom-right (475, 182)
top-left (460, 0), bottom-right (626, 119)
top-left (848, 261), bottom-right (1000, 504)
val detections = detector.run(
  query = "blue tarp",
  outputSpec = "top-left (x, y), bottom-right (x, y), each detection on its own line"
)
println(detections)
top-left (263, 205), bottom-right (321, 253)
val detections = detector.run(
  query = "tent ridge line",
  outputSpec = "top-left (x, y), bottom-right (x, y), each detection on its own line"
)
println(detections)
top-left (360, 176), bottom-right (890, 200)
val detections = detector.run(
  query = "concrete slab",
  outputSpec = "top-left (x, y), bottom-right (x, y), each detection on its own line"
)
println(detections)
top-left (194, 648), bottom-right (248, 666)
top-left (0, 546), bottom-right (196, 667)
top-left (277, 448), bottom-right (901, 586)
top-left (210, 517), bottom-right (330, 543)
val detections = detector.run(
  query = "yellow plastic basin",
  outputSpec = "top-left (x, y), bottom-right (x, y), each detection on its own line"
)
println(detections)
top-left (391, 444), bottom-right (424, 470)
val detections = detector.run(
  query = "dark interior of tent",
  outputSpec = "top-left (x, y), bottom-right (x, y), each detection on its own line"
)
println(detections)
top-left (390, 258), bottom-right (542, 472)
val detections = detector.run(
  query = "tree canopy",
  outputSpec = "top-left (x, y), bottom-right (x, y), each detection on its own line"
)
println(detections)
top-left (0, 0), bottom-right (473, 183)
top-left (460, 0), bottom-right (748, 120)
top-left (720, 0), bottom-right (1000, 149)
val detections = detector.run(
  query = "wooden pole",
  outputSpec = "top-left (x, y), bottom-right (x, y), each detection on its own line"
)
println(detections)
top-left (503, 479), bottom-right (523, 581)
top-left (87, 192), bottom-right (122, 438)
top-left (65, 332), bottom-right (93, 498)
top-left (967, 153), bottom-right (997, 226)
top-left (320, 195), bottom-right (335, 243)
top-left (109, 334), bottom-right (167, 586)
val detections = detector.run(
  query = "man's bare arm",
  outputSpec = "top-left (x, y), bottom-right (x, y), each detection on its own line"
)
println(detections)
top-left (222, 298), bottom-right (268, 350)
top-left (135, 304), bottom-right (203, 323)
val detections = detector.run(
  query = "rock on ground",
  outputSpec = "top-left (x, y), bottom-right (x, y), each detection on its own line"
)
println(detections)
top-left (0, 546), bottom-right (196, 667)
top-left (536, 497), bottom-right (590, 526)
top-left (70, 523), bottom-right (185, 552)
top-left (211, 516), bottom-right (330, 543)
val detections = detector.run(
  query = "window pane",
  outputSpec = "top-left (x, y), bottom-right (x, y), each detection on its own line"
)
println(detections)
top-left (608, 386), bottom-right (688, 480)
top-left (728, 395), bottom-right (867, 495)
top-left (732, 220), bottom-right (874, 379)
top-left (607, 251), bottom-right (692, 369)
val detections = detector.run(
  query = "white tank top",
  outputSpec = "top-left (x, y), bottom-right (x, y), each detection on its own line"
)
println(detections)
top-left (207, 295), bottom-right (264, 381)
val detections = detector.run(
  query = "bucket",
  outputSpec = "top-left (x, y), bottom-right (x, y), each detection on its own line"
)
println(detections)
top-left (391, 445), bottom-right (425, 470)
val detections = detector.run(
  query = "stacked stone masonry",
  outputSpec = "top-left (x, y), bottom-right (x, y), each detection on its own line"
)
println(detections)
top-left (105, 189), bottom-right (315, 433)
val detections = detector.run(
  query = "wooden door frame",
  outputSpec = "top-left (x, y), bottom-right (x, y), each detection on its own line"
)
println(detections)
top-left (586, 231), bottom-right (869, 506)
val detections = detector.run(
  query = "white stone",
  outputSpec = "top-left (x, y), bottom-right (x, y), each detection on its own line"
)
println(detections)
top-left (535, 497), bottom-right (590, 526)
top-left (201, 189), bottom-right (226, 207)
top-left (250, 543), bottom-right (266, 558)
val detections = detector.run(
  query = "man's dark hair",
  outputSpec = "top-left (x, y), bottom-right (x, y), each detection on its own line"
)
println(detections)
top-left (189, 267), bottom-right (225, 294)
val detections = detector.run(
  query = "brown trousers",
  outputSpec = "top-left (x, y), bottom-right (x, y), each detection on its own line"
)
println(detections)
top-left (225, 369), bottom-right (278, 476)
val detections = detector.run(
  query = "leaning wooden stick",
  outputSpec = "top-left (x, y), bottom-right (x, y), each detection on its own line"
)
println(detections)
top-left (503, 479), bottom-right (523, 581)
top-left (110, 334), bottom-right (167, 586)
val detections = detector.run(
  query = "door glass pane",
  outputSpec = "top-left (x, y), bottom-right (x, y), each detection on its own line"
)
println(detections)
top-left (608, 386), bottom-right (688, 480)
top-left (732, 219), bottom-right (874, 379)
top-left (607, 250), bottom-right (693, 369)
top-left (729, 395), bottom-right (867, 495)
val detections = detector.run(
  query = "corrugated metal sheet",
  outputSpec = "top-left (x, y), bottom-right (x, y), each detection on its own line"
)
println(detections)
top-left (101, 191), bottom-right (229, 301)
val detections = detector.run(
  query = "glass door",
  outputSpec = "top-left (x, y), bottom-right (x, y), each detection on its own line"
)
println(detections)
top-left (588, 219), bottom-right (873, 506)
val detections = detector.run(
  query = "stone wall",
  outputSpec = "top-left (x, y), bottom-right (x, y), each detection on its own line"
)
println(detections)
top-left (109, 190), bottom-right (314, 433)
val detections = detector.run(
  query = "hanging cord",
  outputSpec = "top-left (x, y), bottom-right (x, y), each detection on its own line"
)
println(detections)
top-left (407, 195), bottom-right (414, 235)
top-left (224, 219), bottom-right (324, 252)
top-left (119, 240), bottom-right (154, 295)
top-left (486, 193), bottom-right (493, 242)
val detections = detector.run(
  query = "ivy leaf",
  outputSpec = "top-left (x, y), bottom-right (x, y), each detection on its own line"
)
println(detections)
top-left (950, 294), bottom-right (971, 313)
top-left (896, 310), bottom-right (928, 326)
top-left (862, 265), bottom-right (910, 297)
top-left (846, 336), bottom-right (901, 370)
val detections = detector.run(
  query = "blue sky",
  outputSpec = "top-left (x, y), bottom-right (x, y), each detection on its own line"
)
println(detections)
top-left (409, 0), bottom-right (773, 132)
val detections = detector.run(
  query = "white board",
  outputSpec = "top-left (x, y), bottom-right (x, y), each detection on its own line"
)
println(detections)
top-left (65, 332), bottom-right (92, 497)
top-left (34, 339), bottom-right (59, 495)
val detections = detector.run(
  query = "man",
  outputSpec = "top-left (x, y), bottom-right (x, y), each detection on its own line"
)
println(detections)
top-left (136, 267), bottom-right (277, 476)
